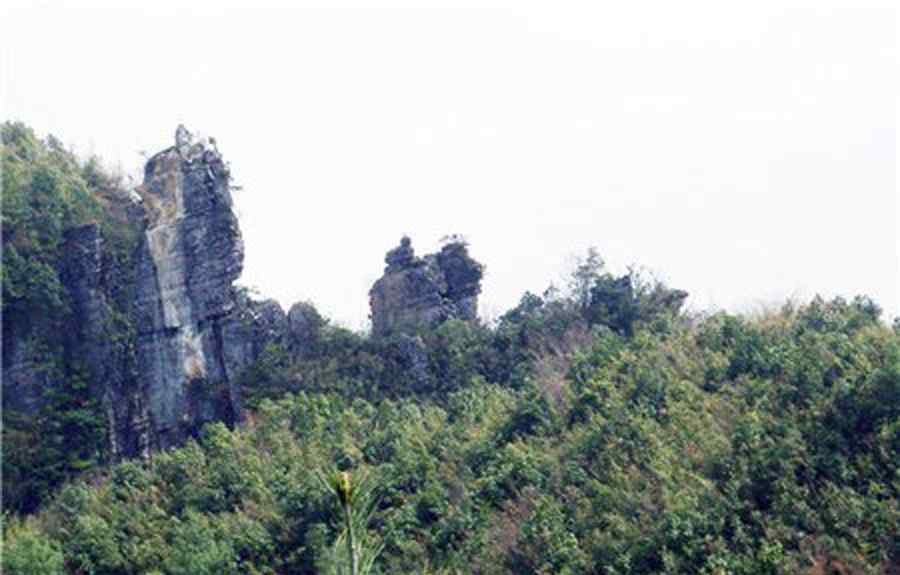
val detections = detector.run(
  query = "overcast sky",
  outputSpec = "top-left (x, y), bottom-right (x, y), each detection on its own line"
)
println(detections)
top-left (3, 0), bottom-right (897, 328)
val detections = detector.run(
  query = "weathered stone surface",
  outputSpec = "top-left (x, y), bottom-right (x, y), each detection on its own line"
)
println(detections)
top-left (369, 237), bottom-right (484, 337)
top-left (2, 221), bottom-right (146, 457)
top-left (59, 224), bottom-right (130, 457)
top-left (129, 125), bottom-right (248, 451)
top-left (0, 226), bottom-right (108, 416)
top-left (219, 295), bottom-right (288, 418)
top-left (436, 242), bottom-right (482, 320)
top-left (1, 126), bottom-right (300, 460)
top-left (384, 236), bottom-right (416, 270)
top-left (60, 225), bottom-right (117, 394)
top-left (1, 329), bottom-right (50, 415)
top-left (3, 225), bottom-right (113, 414)
top-left (393, 333), bottom-right (430, 390)
top-left (220, 297), bottom-right (287, 372)
top-left (287, 301), bottom-right (324, 353)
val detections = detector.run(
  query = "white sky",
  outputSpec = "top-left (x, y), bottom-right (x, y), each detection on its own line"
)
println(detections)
top-left (3, 0), bottom-right (898, 328)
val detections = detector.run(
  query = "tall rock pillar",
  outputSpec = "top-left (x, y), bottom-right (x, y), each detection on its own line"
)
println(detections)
top-left (131, 126), bottom-right (244, 451)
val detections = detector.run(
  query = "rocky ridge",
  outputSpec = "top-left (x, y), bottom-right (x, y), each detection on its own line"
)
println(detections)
top-left (2, 128), bottom-right (486, 460)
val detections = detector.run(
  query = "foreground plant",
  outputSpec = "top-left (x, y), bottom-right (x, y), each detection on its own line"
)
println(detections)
top-left (317, 468), bottom-right (384, 575)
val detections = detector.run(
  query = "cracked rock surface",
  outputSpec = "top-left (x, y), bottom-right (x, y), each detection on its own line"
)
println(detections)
top-left (369, 236), bottom-right (484, 337)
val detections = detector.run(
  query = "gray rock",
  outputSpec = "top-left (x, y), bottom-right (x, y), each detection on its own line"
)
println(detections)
top-left (218, 295), bottom-right (288, 420)
top-left (1, 330), bottom-right (51, 415)
top-left (129, 129), bottom-right (248, 451)
top-left (2, 222), bottom-right (144, 457)
top-left (384, 235), bottom-right (416, 270)
top-left (369, 237), bottom-right (484, 337)
top-left (1, 127), bottom-right (292, 460)
top-left (60, 225), bottom-right (111, 391)
top-left (59, 224), bottom-right (125, 456)
top-left (3, 225), bottom-right (111, 414)
top-left (287, 301), bottom-right (324, 353)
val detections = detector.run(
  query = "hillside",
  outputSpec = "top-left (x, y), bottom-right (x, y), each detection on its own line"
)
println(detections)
top-left (2, 124), bottom-right (898, 574)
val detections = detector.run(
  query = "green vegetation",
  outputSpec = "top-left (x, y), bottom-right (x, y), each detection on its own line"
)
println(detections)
top-left (318, 469), bottom-right (384, 575)
top-left (2, 124), bottom-right (897, 573)
top-left (5, 290), bottom-right (897, 573)
top-left (2, 122), bottom-right (139, 514)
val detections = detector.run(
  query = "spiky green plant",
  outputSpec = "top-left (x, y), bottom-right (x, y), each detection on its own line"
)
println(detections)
top-left (317, 468), bottom-right (384, 575)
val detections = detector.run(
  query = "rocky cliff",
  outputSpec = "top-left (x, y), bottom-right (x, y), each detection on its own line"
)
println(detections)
top-left (2, 126), bottom-right (287, 460)
top-left (128, 126), bottom-right (282, 453)
top-left (59, 223), bottom-right (140, 458)
top-left (369, 236), bottom-right (484, 337)
top-left (2, 129), bottom-right (486, 464)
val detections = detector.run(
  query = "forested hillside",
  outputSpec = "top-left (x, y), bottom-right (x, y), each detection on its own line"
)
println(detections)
top-left (2, 124), bottom-right (898, 574)
top-left (3, 122), bottom-right (141, 513)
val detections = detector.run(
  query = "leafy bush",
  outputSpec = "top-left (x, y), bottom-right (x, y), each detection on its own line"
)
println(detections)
top-left (2, 519), bottom-right (65, 575)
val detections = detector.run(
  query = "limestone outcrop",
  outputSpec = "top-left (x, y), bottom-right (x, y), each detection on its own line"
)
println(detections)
top-left (369, 237), bottom-right (484, 337)
top-left (1, 126), bottom-right (292, 458)
top-left (287, 301), bottom-right (325, 354)
top-left (4, 127), bottom-right (490, 462)
top-left (59, 223), bottom-right (141, 458)
top-left (129, 126), bottom-right (253, 451)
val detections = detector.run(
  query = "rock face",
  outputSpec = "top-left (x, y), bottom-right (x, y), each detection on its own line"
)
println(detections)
top-left (59, 223), bottom-right (136, 458)
top-left (1, 126), bottom-right (290, 459)
top-left (1, 322), bottom-right (53, 415)
top-left (218, 294), bottom-right (288, 413)
top-left (0, 126), bottom-right (294, 461)
top-left (4, 128), bottom-right (483, 462)
top-left (129, 126), bottom-right (253, 451)
top-left (287, 301), bottom-right (324, 354)
top-left (369, 237), bottom-right (484, 337)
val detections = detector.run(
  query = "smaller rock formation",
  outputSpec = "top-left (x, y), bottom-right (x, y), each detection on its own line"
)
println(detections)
top-left (219, 294), bottom-right (289, 409)
top-left (287, 302), bottom-right (325, 355)
top-left (369, 236), bottom-right (484, 337)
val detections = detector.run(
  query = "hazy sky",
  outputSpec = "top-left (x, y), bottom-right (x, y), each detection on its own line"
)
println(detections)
top-left (3, 0), bottom-right (897, 328)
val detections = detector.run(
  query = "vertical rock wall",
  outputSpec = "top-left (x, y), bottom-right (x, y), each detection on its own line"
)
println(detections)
top-left (2, 126), bottom-right (287, 459)
top-left (4, 127), bottom-right (488, 461)
top-left (130, 127), bottom-right (247, 451)
top-left (60, 224), bottom-right (125, 457)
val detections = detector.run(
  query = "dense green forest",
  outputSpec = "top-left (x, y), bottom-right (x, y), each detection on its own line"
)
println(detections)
top-left (2, 123), bottom-right (898, 574)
